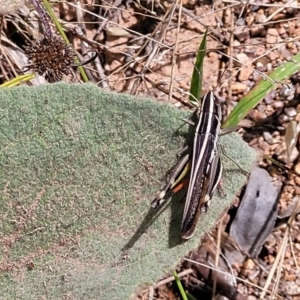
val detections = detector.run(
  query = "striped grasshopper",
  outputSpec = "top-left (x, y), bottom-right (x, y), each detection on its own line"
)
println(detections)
top-left (151, 91), bottom-right (223, 239)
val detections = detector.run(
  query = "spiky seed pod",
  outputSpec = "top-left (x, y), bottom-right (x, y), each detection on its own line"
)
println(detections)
top-left (24, 35), bottom-right (75, 83)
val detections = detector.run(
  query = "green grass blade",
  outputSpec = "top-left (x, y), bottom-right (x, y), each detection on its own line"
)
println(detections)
top-left (189, 29), bottom-right (208, 106)
top-left (223, 52), bottom-right (300, 128)
top-left (186, 292), bottom-right (198, 300)
top-left (0, 74), bottom-right (35, 88)
top-left (173, 271), bottom-right (188, 300)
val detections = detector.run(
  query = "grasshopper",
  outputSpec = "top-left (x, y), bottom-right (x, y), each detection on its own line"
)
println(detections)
top-left (151, 91), bottom-right (223, 239)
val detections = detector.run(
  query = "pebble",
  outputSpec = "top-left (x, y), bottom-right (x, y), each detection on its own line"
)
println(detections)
top-left (238, 66), bottom-right (253, 81)
top-left (233, 40), bottom-right (241, 47)
top-left (236, 18), bottom-right (246, 26)
top-left (284, 185), bottom-right (295, 194)
top-left (276, 144), bottom-right (299, 164)
top-left (256, 61), bottom-right (264, 70)
top-left (264, 93), bottom-right (275, 104)
top-left (250, 25), bottom-right (265, 37)
top-left (272, 13), bottom-right (286, 22)
top-left (254, 12), bottom-right (266, 24)
top-left (286, 0), bottom-right (298, 14)
top-left (235, 53), bottom-right (252, 65)
top-left (294, 162), bottom-right (300, 175)
top-left (285, 272), bottom-right (297, 281)
top-left (269, 50), bottom-right (279, 61)
top-left (266, 63), bottom-right (273, 72)
top-left (263, 131), bottom-right (274, 144)
top-left (231, 82), bottom-right (248, 94)
top-left (287, 93), bottom-right (296, 101)
top-left (248, 110), bottom-right (267, 123)
top-left (267, 254), bottom-right (275, 265)
top-left (282, 192), bottom-right (293, 202)
top-left (284, 107), bottom-right (297, 118)
top-left (295, 173), bottom-right (300, 185)
top-left (234, 27), bottom-right (250, 42)
top-left (285, 281), bottom-right (300, 296)
top-left (277, 26), bottom-right (286, 36)
top-left (266, 28), bottom-right (279, 45)
top-left (280, 85), bottom-right (295, 98)
top-left (280, 47), bottom-right (292, 59)
top-left (255, 46), bottom-right (266, 57)
top-left (267, 28), bottom-right (279, 37)
top-left (252, 71), bottom-right (261, 82)
top-left (279, 114), bottom-right (290, 123)
top-left (273, 101), bottom-right (284, 109)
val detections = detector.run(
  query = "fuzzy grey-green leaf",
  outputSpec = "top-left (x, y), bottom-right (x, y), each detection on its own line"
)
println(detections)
top-left (0, 83), bottom-right (257, 299)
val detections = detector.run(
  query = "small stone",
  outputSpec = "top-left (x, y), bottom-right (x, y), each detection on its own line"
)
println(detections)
top-left (244, 258), bottom-right (255, 270)
top-left (295, 114), bottom-right (300, 124)
top-left (263, 131), bottom-right (274, 144)
top-left (296, 234), bottom-right (300, 243)
top-left (231, 82), bottom-right (248, 94)
top-left (267, 28), bottom-right (279, 36)
top-left (295, 175), bottom-right (300, 186)
top-left (285, 185), bottom-right (295, 195)
top-left (253, 72), bottom-right (262, 82)
top-left (279, 114), bottom-right (290, 123)
top-left (235, 52), bottom-right (252, 65)
top-left (238, 66), bottom-right (253, 81)
top-left (233, 40), bottom-right (241, 47)
top-left (266, 30), bottom-right (279, 45)
top-left (250, 25), bottom-right (266, 37)
top-left (285, 272), bottom-right (297, 281)
top-left (291, 28), bottom-right (300, 38)
top-left (287, 94), bottom-right (296, 101)
top-left (269, 50), bottom-right (279, 61)
top-left (255, 12), bottom-right (266, 23)
top-left (286, 0), bottom-right (298, 14)
top-left (280, 47), bottom-right (292, 59)
top-left (256, 61), bottom-right (264, 69)
top-left (281, 192), bottom-right (293, 203)
top-left (284, 107), bottom-right (297, 118)
top-left (255, 46), bottom-right (266, 57)
top-left (250, 110), bottom-right (267, 123)
top-left (285, 281), bottom-right (300, 296)
top-left (276, 143), bottom-right (299, 164)
top-left (236, 18), bottom-right (246, 26)
top-left (294, 186), bottom-right (300, 195)
top-left (234, 27), bottom-right (250, 42)
top-left (264, 93), bottom-right (274, 104)
top-left (266, 63), bottom-right (273, 72)
top-left (288, 147), bottom-right (300, 163)
top-left (273, 101), bottom-right (284, 109)
top-left (280, 86), bottom-right (295, 100)
top-left (278, 26), bottom-right (286, 36)
top-left (208, 51), bottom-right (219, 63)
top-left (294, 162), bottom-right (300, 175)
top-left (272, 13), bottom-right (286, 22)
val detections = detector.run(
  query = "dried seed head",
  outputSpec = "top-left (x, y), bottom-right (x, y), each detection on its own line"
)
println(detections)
top-left (25, 35), bottom-right (75, 83)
